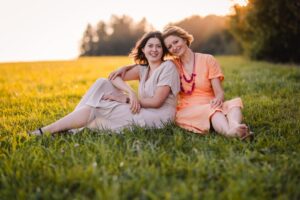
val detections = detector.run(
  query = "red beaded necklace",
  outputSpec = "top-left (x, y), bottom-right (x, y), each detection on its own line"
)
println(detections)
top-left (179, 53), bottom-right (196, 95)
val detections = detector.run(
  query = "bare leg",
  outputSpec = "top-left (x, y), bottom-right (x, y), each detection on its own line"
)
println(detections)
top-left (211, 111), bottom-right (231, 136)
top-left (31, 105), bottom-right (93, 135)
top-left (211, 110), bottom-right (248, 137)
top-left (28, 78), bottom-right (118, 136)
top-left (226, 107), bottom-right (243, 127)
top-left (226, 107), bottom-right (248, 137)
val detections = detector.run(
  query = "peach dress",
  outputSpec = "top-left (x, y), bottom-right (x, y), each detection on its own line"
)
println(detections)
top-left (174, 53), bottom-right (243, 134)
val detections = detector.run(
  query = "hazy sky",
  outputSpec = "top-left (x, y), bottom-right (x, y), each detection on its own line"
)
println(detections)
top-left (0, 0), bottom-right (247, 62)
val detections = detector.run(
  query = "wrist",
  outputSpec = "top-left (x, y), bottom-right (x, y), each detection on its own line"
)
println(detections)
top-left (218, 97), bottom-right (224, 102)
top-left (216, 94), bottom-right (224, 101)
top-left (128, 90), bottom-right (136, 95)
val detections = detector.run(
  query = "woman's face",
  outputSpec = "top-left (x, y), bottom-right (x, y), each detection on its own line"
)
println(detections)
top-left (164, 35), bottom-right (188, 57)
top-left (142, 37), bottom-right (163, 63)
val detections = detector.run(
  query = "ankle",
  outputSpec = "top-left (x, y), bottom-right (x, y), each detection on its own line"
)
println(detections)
top-left (229, 121), bottom-right (241, 129)
top-left (219, 128), bottom-right (234, 137)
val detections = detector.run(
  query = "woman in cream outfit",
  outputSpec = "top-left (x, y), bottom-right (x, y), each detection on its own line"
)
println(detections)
top-left (29, 31), bottom-right (180, 135)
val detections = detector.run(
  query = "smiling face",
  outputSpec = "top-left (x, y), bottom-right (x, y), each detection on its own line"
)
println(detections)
top-left (164, 35), bottom-right (189, 57)
top-left (142, 37), bottom-right (163, 63)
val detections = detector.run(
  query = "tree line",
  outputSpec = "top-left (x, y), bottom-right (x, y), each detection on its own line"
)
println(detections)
top-left (80, 0), bottom-right (300, 63)
top-left (80, 15), bottom-right (241, 57)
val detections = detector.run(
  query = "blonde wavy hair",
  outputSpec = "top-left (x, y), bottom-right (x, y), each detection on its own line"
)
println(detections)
top-left (162, 26), bottom-right (194, 47)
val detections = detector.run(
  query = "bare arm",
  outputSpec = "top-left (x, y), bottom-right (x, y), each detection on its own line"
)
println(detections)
top-left (110, 76), bottom-right (135, 94)
top-left (139, 86), bottom-right (171, 108)
top-left (111, 66), bottom-right (172, 109)
top-left (109, 64), bottom-right (137, 80)
top-left (121, 65), bottom-right (140, 81)
top-left (211, 78), bottom-right (224, 109)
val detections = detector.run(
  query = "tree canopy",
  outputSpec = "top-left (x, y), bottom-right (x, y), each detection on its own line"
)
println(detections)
top-left (80, 15), bottom-right (151, 56)
top-left (230, 0), bottom-right (300, 63)
top-left (80, 15), bottom-right (241, 57)
top-left (170, 15), bottom-right (241, 55)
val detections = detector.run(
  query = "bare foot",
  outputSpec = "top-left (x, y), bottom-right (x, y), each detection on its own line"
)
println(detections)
top-left (227, 123), bottom-right (248, 138)
top-left (241, 129), bottom-right (254, 141)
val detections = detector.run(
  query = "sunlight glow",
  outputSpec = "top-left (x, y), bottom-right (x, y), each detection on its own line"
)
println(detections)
top-left (232, 0), bottom-right (248, 6)
top-left (0, 0), bottom-right (245, 62)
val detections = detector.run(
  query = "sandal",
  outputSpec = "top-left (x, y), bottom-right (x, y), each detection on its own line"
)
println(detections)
top-left (28, 128), bottom-right (44, 136)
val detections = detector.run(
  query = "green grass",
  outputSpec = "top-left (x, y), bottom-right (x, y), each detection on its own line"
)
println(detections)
top-left (0, 56), bottom-right (299, 199)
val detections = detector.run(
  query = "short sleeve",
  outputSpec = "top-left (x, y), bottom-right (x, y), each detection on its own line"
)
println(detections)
top-left (139, 65), bottom-right (147, 80)
top-left (207, 55), bottom-right (224, 81)
top-left (157, 61), bottom-right (180, 96)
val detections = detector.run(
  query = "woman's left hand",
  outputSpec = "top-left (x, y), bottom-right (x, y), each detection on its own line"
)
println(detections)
top-left (210, 97), bottom-right (223, 109)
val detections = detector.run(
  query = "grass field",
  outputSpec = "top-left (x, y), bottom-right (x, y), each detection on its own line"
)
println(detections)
top-left (0, 56), bottom-right (299, 199)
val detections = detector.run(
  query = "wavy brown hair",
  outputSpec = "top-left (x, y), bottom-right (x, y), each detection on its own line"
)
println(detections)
top-left (129, 31), bottom-right (168, 65)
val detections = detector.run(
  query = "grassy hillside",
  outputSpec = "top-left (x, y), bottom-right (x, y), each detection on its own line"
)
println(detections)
top-left (0, 56), bottom-right (299, 199)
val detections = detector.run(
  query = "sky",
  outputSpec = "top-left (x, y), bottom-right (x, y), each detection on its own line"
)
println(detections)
top-left (0, 0), bottom-right (247, 62)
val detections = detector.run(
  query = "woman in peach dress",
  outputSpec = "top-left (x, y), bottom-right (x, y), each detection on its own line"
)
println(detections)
top-left (162, 26), bottom-right (252, 139)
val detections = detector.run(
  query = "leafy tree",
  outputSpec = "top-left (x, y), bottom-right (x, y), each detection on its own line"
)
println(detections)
top-left (200, 30), bottom-right (242, 55)
top-left (80, 15), bottom-right (241, 56)
top-left (108, 15), bottom-right (134, 54)
top-left (80, 16), bottom-right (149, 56)
top-left (170, 15), bottom-right (241, 55)
top-left (230, 0), bottom-right (300, 63)
top-left (94, 21), bottom-right (109, 55)
top-left (80, 24), bottom-right (96, 56)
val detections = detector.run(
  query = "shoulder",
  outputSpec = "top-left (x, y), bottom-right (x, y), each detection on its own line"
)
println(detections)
top-left (138, 64), bottom-right (147, 69)
top-left (195, 53), bottom-right (215, 61)
top-left (161, 60), bottom-right (177, 71)
top-left (138, 64), bottom-right (147, 72)
top-left (196, 53), bottom-right (219, 67)
top-left (137, 64), bottom-right (148, 78)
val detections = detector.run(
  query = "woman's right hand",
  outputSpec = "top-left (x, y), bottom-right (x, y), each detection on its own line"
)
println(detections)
top-left (210, 97), bottom-right (223, 109)
top-left (102, 92), bottom-right (127, 103)
top-left (108, 67), bottom-right (128, 80)
top-left (128, 91), bottom-right (141, 114)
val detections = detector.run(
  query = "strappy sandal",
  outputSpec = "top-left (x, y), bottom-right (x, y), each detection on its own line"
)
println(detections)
top-left (28, 128), bottom-right (44, 136)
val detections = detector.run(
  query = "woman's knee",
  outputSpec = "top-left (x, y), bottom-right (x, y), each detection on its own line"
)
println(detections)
top-left (94, 78), bottom-right (113, 89)
top-left (211, 111), bottom-right (225, 121)
top-left (95, 78), bottom-right (110, 85)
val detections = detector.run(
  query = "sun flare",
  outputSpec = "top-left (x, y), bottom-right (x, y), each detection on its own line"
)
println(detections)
top-left (232, 0), bottom-right (248, 6)
top-left (0, 0), bottom-right (250, 62)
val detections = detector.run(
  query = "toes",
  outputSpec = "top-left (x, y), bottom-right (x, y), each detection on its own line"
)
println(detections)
top-left (239, 124), bottom-right (248, 129)
top-left (241, 131), bottom-right (254, 141)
